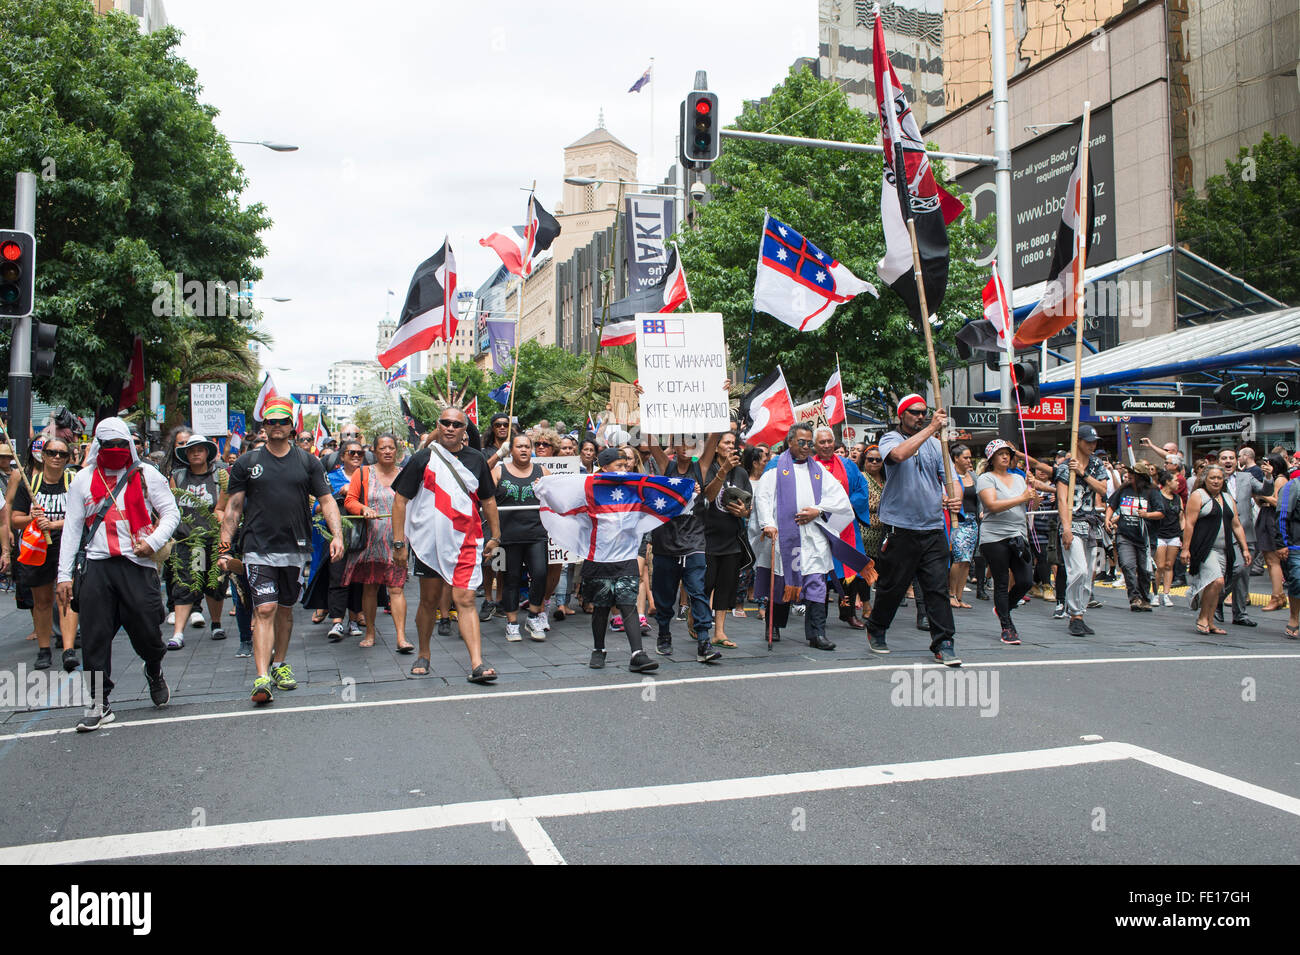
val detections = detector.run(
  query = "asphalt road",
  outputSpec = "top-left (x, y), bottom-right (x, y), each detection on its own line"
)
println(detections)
top-left (2, 579), bottom-right (1297, 865)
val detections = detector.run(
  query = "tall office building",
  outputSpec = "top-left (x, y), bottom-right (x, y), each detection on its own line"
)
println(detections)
top-left (818, 0), bottom-right (946, 127)
top-left (93, 0), bottom-right (168, 32)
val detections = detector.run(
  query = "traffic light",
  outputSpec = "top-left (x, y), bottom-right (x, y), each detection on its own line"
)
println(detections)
top-left (0, 229), bottom-right (35, 318)
top-left (32, 321), bottom-right (56, 377)
top-left (1012, 359), bottom-right (1039, 408)
top-left (680, 91), bottom-right (720, 169)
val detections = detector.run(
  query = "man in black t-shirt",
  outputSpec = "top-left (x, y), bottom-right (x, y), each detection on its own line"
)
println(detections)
top-left (392, 407), bottom-right (502, 684)
top-left (220, 398), bottom-right (343, 705)
top-left (645, 434), bottom-right (723, 663)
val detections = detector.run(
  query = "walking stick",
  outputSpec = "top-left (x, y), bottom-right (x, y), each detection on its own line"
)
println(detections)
top-left (766, 538), bottom-right (776, 651)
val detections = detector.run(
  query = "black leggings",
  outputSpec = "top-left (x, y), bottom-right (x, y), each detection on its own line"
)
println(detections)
top-left (503, 539), bottom-right (548, 611)
top-left (979, 538), bottom-right (1034, 628)
top-left (592, 602), bottom-right (644, 653)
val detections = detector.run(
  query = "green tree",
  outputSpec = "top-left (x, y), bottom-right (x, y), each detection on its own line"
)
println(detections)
top-left (167, 324), bottom-right (271, 431)
top-left (482, 342), bottom-right (590, 426)
top-left (0, 0), bottom-right (271, 414)
top-left (675, 66), bottom-right (993, 410)
top-left (1176, 133), bottom-right (1300, 306)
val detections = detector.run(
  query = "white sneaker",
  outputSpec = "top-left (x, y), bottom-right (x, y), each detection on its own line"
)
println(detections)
top-left (505, 622), bottom-right (522, 642)
top-left (189, 611), bottom-right (205, 629)
top-left (525, 614), bottom-right (547, 641)
top-left (1162, 593), bottom-right (1174, 607)
top-left (166, 611), bottom-right (175, 625)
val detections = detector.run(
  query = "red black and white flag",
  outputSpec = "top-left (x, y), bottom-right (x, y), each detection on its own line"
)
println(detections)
top-left (955, 260), bottom-right (1013, 358)
top-left (740, 366), bottom-right (796, 447)
top-left (1012, 139), bottom-right (1095, 348)
top-left (251, 373), bottom-right (278, 422)
top-left (379, 238), bottom-right (457, 369)
top-left (602, 247), bottom-right (690, 347)
top-left (118, 335), bottom-right (146, 413)
top-left (403, 442), bottom-right (485, 589)
top-left (873, 13), bottom-right (964, 324)
top-left (821, 367), bottom-right (845, 426)
top-left (480, 194), bottom-right (561, 278)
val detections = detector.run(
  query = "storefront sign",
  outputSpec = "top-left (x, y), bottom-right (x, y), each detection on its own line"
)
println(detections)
top-left (1213, 377), bottom-right (1300, 415)
top-left (1020, 397), bottom-right (1068, 422)
top-left (1093, 393), bottom-right (1202, 416)
top-left (1179, 414), bottom-right (1253, 438)
top-left (951, 405), bottom-right (1000, 429)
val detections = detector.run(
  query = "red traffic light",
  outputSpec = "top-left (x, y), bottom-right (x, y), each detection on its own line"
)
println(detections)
top-left (694, 100), bottom-right (711, 115)
top-left (1, 241), bottom-right (20, 262)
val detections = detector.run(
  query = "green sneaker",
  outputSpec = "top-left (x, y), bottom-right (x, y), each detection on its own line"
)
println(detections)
top-left (251, 675), bottom-right (274, 705)
top-left (270, 663), bottom-right (298, 690)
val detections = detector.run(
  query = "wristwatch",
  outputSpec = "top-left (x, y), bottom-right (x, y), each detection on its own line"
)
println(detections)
top-left (393, 540), bottom-right (407, 550)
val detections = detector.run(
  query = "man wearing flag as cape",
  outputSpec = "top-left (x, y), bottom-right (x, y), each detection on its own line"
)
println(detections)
top-left (391, 406), bottom-right (502, 685)
top-left (755, 421), bottom-right (875, 651)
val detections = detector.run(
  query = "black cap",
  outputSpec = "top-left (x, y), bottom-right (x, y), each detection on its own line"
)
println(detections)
top-left (1078, 424), bottom-right (1100, 443)
top-left (597, 447), bottom-right (622, 468)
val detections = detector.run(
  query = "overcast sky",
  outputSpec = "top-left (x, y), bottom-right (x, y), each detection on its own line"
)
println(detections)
top-left (165, 0), bottom-right (817, 396)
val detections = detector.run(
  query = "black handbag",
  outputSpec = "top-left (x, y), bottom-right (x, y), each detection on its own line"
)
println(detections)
top-left (71, 465), bottom-right (141, 612)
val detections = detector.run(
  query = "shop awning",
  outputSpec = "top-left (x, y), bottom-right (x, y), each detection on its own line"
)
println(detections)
top-left (1033, 308), bottom-right (1300, 396)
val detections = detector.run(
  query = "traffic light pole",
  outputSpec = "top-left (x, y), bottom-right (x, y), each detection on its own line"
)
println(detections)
top-left (9, 171), bottom-right (35, 465)
top-left (989, 0), bottom-right (1019, 442)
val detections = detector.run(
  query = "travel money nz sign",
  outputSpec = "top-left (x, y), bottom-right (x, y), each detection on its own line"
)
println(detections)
top-left (1093, 393), bottom-right (1202, 416)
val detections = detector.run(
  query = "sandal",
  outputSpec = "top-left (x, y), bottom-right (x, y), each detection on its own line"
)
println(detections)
top-left (468, 662), bottom-right (498, 684)
top-left (410, 657), bottom-right (430, 676)
top-left (395, 642), bottom-right (416, 654)
top-left (711, 636), bottom-right (738, 649)
top-left (1194, 624), bottom-right (1226, 635)
top-left (1285, 626), bottom-right (1299, 640)
top-left (311, 610), bottom-right (327, 625)
top-left (1262, 597), bottom-right (1288, 612)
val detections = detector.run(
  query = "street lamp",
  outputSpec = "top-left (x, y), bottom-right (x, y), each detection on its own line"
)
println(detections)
top-left (229, 140), bottom-right (300, 152)
top-left (564, 176), bottom-right (683, 194)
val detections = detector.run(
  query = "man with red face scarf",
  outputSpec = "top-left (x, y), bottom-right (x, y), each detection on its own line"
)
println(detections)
top-left (57, 417), bottom-right (181, 731)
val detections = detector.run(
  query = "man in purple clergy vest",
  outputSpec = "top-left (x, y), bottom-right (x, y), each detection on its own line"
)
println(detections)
top-left (755, 422), bottom-right (859, 651)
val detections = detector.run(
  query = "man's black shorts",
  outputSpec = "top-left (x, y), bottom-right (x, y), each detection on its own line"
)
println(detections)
top-left (245, 563), bottom-right (304, 608)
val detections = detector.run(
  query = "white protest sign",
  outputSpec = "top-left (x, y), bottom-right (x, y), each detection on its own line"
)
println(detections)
top-left (635, 312), bottom-right (730, 438)
top-left (190, 382), bottom-right (228, 436)
top-left (535, 455), bottom-right (583, 563)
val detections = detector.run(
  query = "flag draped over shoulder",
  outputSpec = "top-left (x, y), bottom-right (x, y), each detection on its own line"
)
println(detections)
top-left (536, 472), bottom-right (698, 564)
top-left (1012, 141), bottom-right (1095, 348)
top-left (403, 443), bottom-right (485, 589)
top-left (118, 335), bottom-right (145, 413)
top-left (740, 366), bottom-right (796, 447)
top-left (380, 239), bottom-right (457, 369)
top-left (873, 13), bottom-right (963, 323)
top-left (480, 194), bottom-right (561, 277)
top-left (753, 213), bottom-right (876, 332)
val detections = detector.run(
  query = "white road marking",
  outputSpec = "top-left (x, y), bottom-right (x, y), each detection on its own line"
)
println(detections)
top-left (2, 652), bottom-right (1298, 744)
top-left (3, 741), bottom-right (1296, 864)
top-left (1120, 746), bottom-right (1300, 818)
top-left (0, 742), bottom-right (1135, 864)
top-left (507, 817), bottom-right (566, 865)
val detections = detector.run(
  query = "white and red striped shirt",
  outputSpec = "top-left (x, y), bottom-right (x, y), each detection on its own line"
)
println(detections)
top-left (57, 464), bottom-right (180, 582)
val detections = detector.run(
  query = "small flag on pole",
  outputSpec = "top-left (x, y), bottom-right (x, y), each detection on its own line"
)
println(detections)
top-left (628, 65), bottom-right (652, 93)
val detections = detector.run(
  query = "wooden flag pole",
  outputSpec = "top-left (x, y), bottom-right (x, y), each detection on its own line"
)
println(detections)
top-left (0, 420), bottom-right (51, 543)
top-left (1065, 103), bottom-right (1092, 512)
top-left (905, 217), bottom-right (956, 497)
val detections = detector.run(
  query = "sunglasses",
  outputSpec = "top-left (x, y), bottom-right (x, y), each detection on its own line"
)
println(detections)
top-left (794, 439), bottom-right (813, 448)
top-left (100, 440), bottom-right (129, 450)
top-left (903, 408), bottom-right (929, 416)
top-left (864, 457), bottom-right (882, 464)
top-left (45, 449), bottom-right (69, 459)
top-left (438, 419), bottom-right (467, 430)
top-left (264, 418), bottom-right (292, 427)
top-left (535, 441), bottom-right (552, 448)
top-left (345, 450), bottom-right (364, 457)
